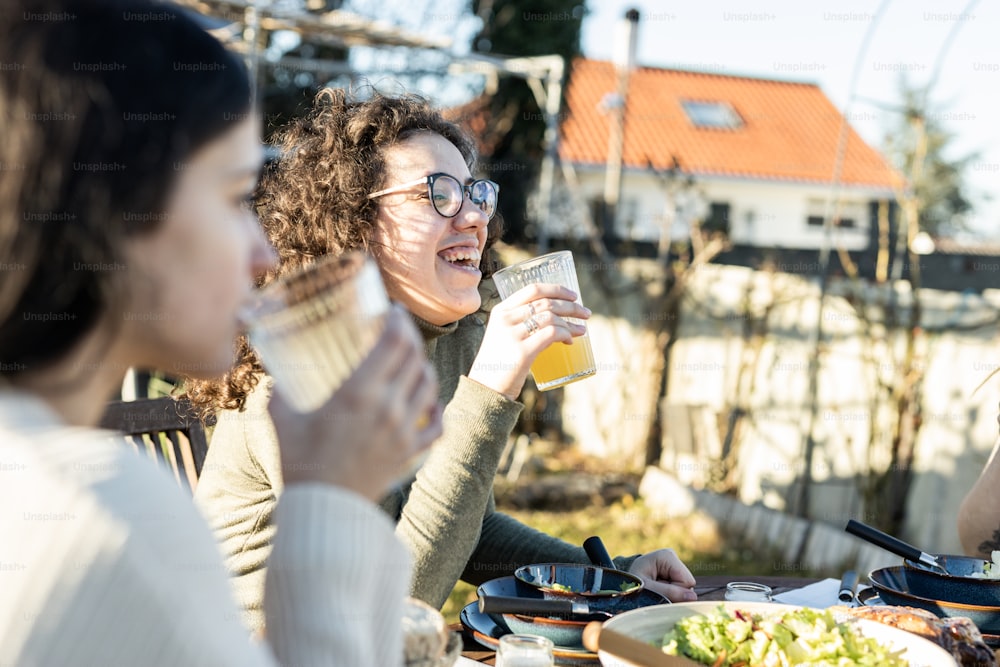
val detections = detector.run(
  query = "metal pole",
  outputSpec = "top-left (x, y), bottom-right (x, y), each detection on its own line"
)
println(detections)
top-left (242, 1), bottom-right (260, 108)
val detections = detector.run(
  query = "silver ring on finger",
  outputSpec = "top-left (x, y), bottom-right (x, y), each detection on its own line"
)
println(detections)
top-left (526, 302), bottom-right (536, 317)
top-left (523, 315), bottom-right (540, 335)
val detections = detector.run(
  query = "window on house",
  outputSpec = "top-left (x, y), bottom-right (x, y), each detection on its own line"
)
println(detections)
top-left (589, 197), bottom-right (606, 230)
top-left (680, 100), bottom-right (744, 130)
top-left (806, 198), bottom-right (865, 229)
top-left (703, 202), bottom-right (730, 234)
top-left (590, 196), bottom-right (642, 239)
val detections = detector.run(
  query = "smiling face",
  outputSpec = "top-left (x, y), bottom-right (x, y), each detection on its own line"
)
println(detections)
top-left (372, 132), bottom-right (490, 326)
top-left (120, 116), bottom-right (275, 379)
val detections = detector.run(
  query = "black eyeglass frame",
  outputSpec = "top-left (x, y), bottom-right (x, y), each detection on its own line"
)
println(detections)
top-left (367, 172), bottom-right (500, 220)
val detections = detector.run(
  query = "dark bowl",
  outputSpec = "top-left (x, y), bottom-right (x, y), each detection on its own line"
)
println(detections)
top-left (906, 554), bottom-right (993, 578)
top-left (477, 574), bottom-right (669, 649)
top-left (899, 554), bottom-right (1000, 605)
top-left (903, 554), bottom-right (1000, 605)
top-left (500, 613), bottom-right (591, 649)
top-left (514, 563), bottom-right (643, 601)
top-left (869, 565), bottom-right (1000, 634)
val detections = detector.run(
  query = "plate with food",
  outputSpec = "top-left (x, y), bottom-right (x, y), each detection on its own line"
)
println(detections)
top-left (597, 601), bottom-right (961, 666)
top-left (515, 563), bottom-right (644, 602)
top-left (898, 551), bottom-right (1000, 607)
top-left (476, 574), bottom-right (669, 650)
top-left (832, 602), bottom-right (998, 666)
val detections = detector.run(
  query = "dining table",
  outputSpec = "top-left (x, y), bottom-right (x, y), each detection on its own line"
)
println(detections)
top-left (455, 574), bottom-right (822, 665)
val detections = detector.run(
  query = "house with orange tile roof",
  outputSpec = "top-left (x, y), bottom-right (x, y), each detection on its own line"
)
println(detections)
top-left (551, 58), bottom-right (904, 253)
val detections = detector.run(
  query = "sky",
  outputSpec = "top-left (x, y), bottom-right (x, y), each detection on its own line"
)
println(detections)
top-left (579, 0), bottom-right (1000, 237)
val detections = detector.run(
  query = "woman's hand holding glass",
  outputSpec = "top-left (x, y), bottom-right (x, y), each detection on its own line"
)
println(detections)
top-left (269, 308), bottom-right (443, 501)
top-left (468, 284), bottom-right (591, 401)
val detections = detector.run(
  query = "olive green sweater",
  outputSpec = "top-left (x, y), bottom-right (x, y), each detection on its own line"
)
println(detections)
top-left (195, 313), bottom-right (634, 632)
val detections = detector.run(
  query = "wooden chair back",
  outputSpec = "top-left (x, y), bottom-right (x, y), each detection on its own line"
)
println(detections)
top-left (99, 396), bottom-right (208, 493)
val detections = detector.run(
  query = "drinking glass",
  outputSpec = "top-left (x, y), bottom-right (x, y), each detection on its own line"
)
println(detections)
top-left (492, 250), bottom-right (596, 390)
top-left (497, 634), bottom-right (554, 667)
top-left (725, 581), bottom-right (773, 602)
top-left (240, 252), bottom-right (389, 413)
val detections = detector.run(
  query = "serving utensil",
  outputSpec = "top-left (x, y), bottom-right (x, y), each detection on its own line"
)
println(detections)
top-left (845, 519), bottom-right (950, 575)
top-left (582, 621), bottom-right (701, 667)
top-left (479, 595), bottom-right (613, 620)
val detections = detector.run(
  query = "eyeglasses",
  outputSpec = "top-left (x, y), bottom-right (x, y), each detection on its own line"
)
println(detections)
top-left (367, 172), bottom-right (500, 220)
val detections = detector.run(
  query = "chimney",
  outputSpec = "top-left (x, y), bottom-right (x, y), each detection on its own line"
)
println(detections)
top-left (613, 8), bottom-right (640, 73)
top-left (603, 8), bottom-right (640, 245)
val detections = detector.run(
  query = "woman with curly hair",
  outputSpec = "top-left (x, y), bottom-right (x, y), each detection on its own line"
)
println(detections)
top-left (190, 88), bottom-right (697, 633)
top-left (0, 2), bottom-right (440, 664)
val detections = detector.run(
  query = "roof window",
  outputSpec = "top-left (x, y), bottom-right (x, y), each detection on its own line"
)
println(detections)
top-left (681, 100), bottom-right (744, 129)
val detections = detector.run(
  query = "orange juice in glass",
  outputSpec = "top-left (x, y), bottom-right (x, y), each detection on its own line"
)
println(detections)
top-left (493, 250), bottom-right (596, 390)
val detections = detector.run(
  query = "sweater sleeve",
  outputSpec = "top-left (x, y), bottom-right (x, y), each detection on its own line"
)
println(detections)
top-left (3, 426), bottom-right (405, 667)
top-left (193, 382), bottom-right (282, 634)
top-left (396, 376), bottom-right (522, 608)
top-left (265, 484), bottom-right (411, 667)
top-left (460, 499), bottom-right (640, 587)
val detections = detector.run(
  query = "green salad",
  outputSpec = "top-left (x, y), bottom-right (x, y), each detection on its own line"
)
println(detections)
top-left (661, 605), bottom-right (908, 666)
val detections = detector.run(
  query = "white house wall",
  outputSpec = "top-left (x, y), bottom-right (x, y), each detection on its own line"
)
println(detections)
top-left (556, 167), bottom-right (890, 252)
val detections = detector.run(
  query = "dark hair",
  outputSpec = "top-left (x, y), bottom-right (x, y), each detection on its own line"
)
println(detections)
top-left (184, 88), bottom-right (503, 416)
top-left (0, 0), bottom-right (252, 378)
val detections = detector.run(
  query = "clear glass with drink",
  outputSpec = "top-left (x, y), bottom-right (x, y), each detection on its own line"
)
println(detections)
top-left (492, 250), bottom-right (597, 391)
top-left (497, 634), bottom-right (554, 667)
top-left (239, 251), bottom-right (390, 413)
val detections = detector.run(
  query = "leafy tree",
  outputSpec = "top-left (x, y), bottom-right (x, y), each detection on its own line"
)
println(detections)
top-left (882, 78), bottom-right (978, 236)
top-left (469, 0), bottom-right (586, 242)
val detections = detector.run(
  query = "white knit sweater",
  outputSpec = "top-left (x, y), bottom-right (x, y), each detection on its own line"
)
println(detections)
top-left (0, 389), bottom-right (410, 666)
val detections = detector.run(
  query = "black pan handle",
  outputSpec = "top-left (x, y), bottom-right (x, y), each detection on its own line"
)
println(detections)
top-left (845, 519), bottom-right (925, 563)
top-left (838, 570), bottom-right (859, 603)
top-left (478, 595), bottom-right (573, 616)
top-left (584, 535), bottom-right (617, 569)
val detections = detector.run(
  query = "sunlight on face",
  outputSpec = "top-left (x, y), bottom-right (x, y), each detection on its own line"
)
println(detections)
top-left (122, 116), bottom-right (275, 379)
top-left (372, 132), bottom-right (489, 326)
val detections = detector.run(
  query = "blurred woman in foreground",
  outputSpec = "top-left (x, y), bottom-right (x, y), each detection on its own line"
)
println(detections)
top-left (0, 1), bottom-right (439, 664)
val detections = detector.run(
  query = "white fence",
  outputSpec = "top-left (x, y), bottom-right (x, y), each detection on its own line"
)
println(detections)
top-left (556, 260), bottom-right (1000, 555)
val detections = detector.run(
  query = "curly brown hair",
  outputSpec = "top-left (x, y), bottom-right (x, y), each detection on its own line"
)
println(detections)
top-left (183, 88), bottom-right (503, 419)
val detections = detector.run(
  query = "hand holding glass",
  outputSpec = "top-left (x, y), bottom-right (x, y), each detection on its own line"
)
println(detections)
top-left (239, 252), bottom-right (389, 413)
top-left (492, 250), bottom-right (596, 391)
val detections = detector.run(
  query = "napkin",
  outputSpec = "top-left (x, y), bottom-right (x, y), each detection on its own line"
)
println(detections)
top-left (455, 657), bottom-right (485, 667)
top-left (772, 577), bottom-right (841, 608)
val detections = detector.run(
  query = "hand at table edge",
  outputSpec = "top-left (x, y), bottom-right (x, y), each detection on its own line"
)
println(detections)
top-left (628, 549), bottom-right (698, 602)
